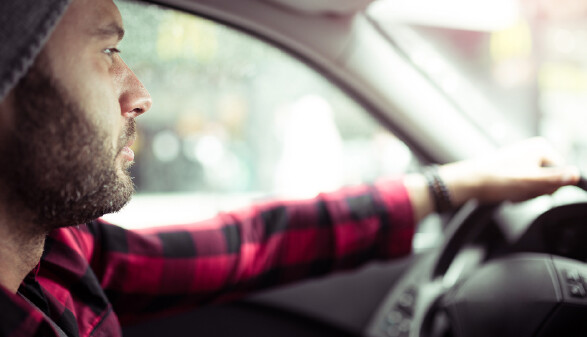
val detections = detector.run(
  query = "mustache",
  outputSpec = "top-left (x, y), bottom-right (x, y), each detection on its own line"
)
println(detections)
top-left (117, 119), bottom-right (137, 153)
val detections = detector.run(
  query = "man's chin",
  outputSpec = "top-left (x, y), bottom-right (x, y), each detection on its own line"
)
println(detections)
top-left (35, 169), bottom-right (135, 230)
top-left (116, 152), bottom-right (135, 170)
top-left (44, 195), bottom-right (134, 229)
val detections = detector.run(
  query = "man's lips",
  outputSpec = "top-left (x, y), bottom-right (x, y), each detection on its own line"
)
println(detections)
top-left (120, 146), bottom-right (134, 161)
top-left (119, 135), bottom-right (136, 161)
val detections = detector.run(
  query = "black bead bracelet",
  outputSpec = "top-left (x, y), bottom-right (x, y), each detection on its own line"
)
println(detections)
top-left (422, 165), bottom-right (454, 213)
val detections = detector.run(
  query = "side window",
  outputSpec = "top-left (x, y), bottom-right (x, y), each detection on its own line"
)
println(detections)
top-left (105, 1), bottom-right (420, 228)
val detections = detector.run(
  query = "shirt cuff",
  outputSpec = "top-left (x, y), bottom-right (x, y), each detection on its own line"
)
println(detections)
top-left (373, 176), bottom-right (416, 259)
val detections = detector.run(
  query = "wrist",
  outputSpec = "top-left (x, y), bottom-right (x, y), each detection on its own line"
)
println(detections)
top-left (437, 162), bottom-right (483, 207)
top-left (423, 165), bottom-right (454, 213)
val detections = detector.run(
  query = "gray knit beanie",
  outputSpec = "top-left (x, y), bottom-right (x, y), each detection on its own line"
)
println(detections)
top-left (0, 0), bottom-right (72, 102)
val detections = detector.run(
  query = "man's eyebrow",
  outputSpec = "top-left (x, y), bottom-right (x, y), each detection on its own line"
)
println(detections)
top-left (92, 23), bottom-right (125, 41)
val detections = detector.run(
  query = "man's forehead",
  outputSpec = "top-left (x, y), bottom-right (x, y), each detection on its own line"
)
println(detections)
top-left (36, 0), bottom-right (124, 75)
top-left (65, 0), bottom-right (124, 36)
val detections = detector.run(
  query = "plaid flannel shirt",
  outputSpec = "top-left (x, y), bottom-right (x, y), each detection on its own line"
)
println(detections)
top-left (0, 178), bottom-right (414, 337)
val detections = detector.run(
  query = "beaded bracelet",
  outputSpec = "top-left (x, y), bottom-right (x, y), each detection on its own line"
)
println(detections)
top-left (422, 165), bottom-right (454, 213)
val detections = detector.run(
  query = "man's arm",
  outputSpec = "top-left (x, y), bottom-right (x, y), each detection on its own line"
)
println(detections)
top-left (75, 138), bottom-right (578, 324)
top-left (83, 177), bottom-right (415, 324)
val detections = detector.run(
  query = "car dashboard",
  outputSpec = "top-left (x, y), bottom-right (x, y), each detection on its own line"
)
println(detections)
top-left (367, 185), bottom-right (587, 337)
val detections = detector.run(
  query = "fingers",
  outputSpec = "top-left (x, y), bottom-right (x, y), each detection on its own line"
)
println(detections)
top-left (531, 166), bottom-right (580, 186)
top-left (504, 165), bottom-right (582, 202)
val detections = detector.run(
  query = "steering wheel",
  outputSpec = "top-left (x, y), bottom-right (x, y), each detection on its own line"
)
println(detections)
top-left (366, 196), bottom-right (587, 337)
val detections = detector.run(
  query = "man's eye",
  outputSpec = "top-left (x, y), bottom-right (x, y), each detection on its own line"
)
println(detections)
top-left (104, 48), bottom-right (121, 57)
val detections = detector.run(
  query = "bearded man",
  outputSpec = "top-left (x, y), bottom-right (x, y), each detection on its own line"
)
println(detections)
top-left (0, 0), bottom-right (580, 336)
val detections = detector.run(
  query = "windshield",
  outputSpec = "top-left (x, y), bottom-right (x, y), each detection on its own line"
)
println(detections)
top-left (369, 0), bottom-right (587, 168)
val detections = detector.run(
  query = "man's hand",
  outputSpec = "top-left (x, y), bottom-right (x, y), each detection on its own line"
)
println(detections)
top-left (406, 138), bottom-right (581, 222)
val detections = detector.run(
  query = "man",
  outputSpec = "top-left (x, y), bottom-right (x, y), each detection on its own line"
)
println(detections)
top-left (0, 0), bottom-right (580, 336)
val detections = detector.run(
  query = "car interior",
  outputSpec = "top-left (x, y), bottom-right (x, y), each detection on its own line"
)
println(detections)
top-left (104, 0), bottom-right (587, 336)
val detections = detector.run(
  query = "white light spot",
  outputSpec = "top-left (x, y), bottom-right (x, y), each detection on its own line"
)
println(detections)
top-left (152, 130), bottom-right (180, 162)
top-left (196, 135), bottom-right (224, 166)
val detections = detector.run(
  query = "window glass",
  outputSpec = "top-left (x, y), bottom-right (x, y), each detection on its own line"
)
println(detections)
top-left (104, 1), bottom-right (421, 229)
top-left (372, 0), bottom-right (587, 168)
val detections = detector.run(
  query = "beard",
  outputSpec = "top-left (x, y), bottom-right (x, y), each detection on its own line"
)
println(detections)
top-left (0, 56), bottom-right (136, 231)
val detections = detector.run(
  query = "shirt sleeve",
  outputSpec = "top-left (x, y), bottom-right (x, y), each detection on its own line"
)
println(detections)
top-left (85, 177), bottom-right (415, 324)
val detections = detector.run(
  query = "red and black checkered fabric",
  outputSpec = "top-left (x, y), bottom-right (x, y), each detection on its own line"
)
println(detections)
top-left (0, 178), bottom-right (414, 337)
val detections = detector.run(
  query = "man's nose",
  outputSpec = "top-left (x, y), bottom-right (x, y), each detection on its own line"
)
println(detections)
top-left (118, 60), bottom-right (152, 118)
